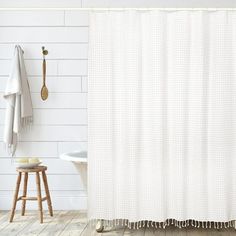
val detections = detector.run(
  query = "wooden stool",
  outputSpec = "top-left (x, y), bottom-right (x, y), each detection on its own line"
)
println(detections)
top-left (9, 166), bottom-right (53, 223)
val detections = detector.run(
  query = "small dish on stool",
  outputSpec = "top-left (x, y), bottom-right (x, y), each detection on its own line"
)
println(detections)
top-left (15, 162), bottom-right (42, 169)
top-left (14, 158), bottom-right (42, 169)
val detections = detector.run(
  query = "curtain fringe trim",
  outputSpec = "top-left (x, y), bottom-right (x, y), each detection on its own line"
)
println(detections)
top-left (89, 219), bottom-right (236, 229)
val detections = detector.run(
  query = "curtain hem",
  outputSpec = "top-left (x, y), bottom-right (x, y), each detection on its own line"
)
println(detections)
top-left (88, 218), bottom-right (236, 229)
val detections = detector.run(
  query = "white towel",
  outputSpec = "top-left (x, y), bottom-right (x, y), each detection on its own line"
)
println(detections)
top-left (3, 45), bottom-right (33, 156)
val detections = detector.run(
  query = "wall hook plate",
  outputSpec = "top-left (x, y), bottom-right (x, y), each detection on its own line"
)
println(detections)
top-left (42, 46), bottom-right (48, 56)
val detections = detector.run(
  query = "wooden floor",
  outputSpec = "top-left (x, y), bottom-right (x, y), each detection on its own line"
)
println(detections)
top-left (0, 211), bottom-right (235, 236)
top-left (82, 223), bottom-right (236, 236)
top-left (0, 211), bottom-right (87, 236)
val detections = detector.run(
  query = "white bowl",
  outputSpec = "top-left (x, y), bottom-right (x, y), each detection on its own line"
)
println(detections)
top-left (15, 162), bottom-right (42, 168)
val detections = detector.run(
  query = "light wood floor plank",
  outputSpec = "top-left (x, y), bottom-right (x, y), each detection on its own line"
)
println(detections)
top-left (80, 224), bottom-right (236, 236)
top-left (0, 212), bottom-right (18, 233)
top-left (0, 211), bottom-right (6, 218)
top-left (0, 211), bottom-right (10, 223)
top-left (165, 225), bottom-right (187, 236)
top-left (187, 227), bottom-right (210, 236)
top-left (80, 223), bottom-right (99, 236)
top-left (153, 227), bottom-right (165, 236)
top-left (229, 227), bottom-right (236, 236)
top-left (124, 227), bottom-right (145, 236)
top-left (59, 211), bottom-right (87, 236)
top-left (0, 211), bottom-right (235, 236)
top-left (0, 211), bottom-right (35, 236)
top-left (17, 211), bottom-right (61, 236)
top-left (39, 211), bottom-right (77, 236)
top-left (144, 227), bottom-right (155, 236)
top-left (102, 226), bottom-right (126, 236)
top-left (0, 211), bottom-right (11, 232)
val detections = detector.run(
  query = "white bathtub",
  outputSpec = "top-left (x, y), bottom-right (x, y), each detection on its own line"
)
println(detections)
top-left (60, 151), bottom-right (87, 163)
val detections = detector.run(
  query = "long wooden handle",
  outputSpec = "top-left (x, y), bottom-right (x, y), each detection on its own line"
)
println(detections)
top-left (43, 59), bottom-right (46, 86)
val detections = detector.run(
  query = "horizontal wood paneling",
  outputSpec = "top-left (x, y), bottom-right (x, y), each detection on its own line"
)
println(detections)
top-left (58, 60), bottom-right (88, 76)
top-left (33, 109), bottom-right (87, 125)
top-left (0, 0), bottom-right (82, 8)
top-left (27, 60), bottom-right (58, 76)
top-left (0, 96), bottom-right (5, 108)
top-left (0, 10), bottom-right (64, 26)
top-left (0, 43), bottom-right (88, 59)
top-left (2, 0), bottom-right (236, 8)
top-left (31, 93), bottom-right (87, 109)
top-left (0, 191), bottom-right (87, 210)
top-left (0, 77), bottom-right (7, 92)
top-left (0, 27), bottom-right (88, 43)
top-left (58, 142), bottom-right (87, 154)
top-left (0, 109), bottom-right (87, 125)
top-left (0, 141), bottom-right (87, 158)
top-left (82, 76), bottom-right (88, 92)
top-left (65, 11), bottom-right (89, 26)
top-left (0, 141), bottom-right (58, 157)
top-left (82, 0), bottom-right (236, 7)
top-left (0, 175), bottom-right (84, 191)
top-left (29, 77), bottom-right (83, 93)
top-left (0, 60), bottom-right (9, 76)
top-left (0, 125), bottom-right (87, 142)
top-left (0, 158), bottom-right (85, 174)
top-left (0, 9), bottom-right (89, 210)
top-left (0, 59), bottom-right (87, 76)
top-left (0, 77), bottom-right (82, 93)
top-left (0, 93), bottom-right (87, 108)
top-left (0, 60), bottom-right (58, 76)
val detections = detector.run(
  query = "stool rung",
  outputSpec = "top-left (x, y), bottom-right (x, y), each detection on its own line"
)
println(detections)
top-left (18, 196), bottom-right (47, 201)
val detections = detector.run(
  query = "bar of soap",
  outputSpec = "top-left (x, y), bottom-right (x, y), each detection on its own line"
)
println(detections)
top-left (29, 158), bottom-right (40, 163)
top-left (16, 158), bottom-right (29, 163)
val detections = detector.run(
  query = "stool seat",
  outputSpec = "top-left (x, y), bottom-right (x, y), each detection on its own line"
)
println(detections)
top-left (17, 165), bottom-right (47, 173)
top-left (10, 165), bottom-right (53, 224)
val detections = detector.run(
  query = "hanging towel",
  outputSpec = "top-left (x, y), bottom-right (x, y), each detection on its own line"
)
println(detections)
top-left (3, 45), bottom-right (33, 156)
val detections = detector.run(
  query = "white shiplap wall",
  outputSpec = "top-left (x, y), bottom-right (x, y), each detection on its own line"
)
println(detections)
top-left (1, 0), bottom-right (236, 7)
top-left (0, 10), bottom-right (89, 210)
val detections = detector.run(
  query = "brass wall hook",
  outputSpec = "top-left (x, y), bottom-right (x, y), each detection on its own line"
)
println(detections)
top-left (42, 46), bottom-right (48, 57)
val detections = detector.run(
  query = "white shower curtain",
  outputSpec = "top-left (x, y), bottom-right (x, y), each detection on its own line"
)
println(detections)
top-left (88, 10), bottom-right (236, 228)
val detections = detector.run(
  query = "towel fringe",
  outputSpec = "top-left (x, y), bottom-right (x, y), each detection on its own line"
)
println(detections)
top-left (89, 219), bottom-right (236, 230)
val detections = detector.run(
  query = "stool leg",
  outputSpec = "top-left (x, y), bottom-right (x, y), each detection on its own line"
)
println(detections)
top-left (36, 172), bottom-right (43, 223)
top-left (21, 172), bottom-right (28, 216)
top-left (10, 172), bottom-right (22, 222)
top-left (42, 171), bottom-right (53, 217)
